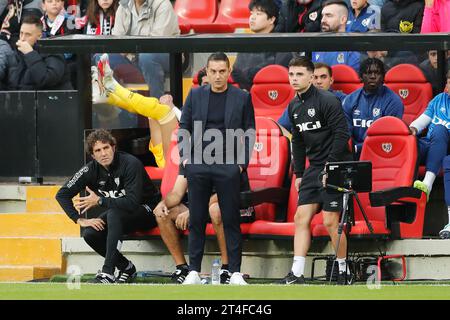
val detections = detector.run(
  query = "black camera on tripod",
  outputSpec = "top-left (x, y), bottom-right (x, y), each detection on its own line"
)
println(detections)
top-left (325, 161), bottom-right (372, 192)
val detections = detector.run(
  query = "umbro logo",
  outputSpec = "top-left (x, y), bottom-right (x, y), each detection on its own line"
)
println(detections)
top-left (330, 201), bottom-right (338, 207)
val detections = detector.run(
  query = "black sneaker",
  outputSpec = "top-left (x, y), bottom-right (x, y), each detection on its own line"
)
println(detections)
top-left (220, 269), bottom-right (231, 284)
top-left (337, 271), bottom-right (354, 285)
top-left (277, 272), bottom-right (306, 285)
top-left (116, 264), bottom-right (137, 284)
top-left (89, 271), bottom-right (115, 284)
top-left (171, 266), bottom-right (190, 284)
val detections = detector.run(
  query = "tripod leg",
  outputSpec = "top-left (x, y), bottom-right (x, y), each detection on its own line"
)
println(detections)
top-left (329, 193), bottom-right (350, 284)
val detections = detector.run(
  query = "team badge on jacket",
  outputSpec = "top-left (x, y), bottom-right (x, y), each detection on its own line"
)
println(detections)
top-left (308, 108), bottom-right (316, 117)
top-left (373, 107), bottom-right (381, 117)
top-left (309, 12), bottom-right (318, 21)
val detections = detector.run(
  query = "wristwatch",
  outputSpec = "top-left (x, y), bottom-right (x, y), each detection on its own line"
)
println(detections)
top-left (97, 197), bottom-right (103, 207)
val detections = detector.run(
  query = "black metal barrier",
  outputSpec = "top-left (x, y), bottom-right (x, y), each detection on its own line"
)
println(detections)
top-left (31, 33), bottom-right (450, 235)
top-left (0, 90), bottom-right (82, 178)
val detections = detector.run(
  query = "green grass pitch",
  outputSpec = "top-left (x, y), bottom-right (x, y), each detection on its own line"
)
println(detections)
top-left (2, 283), bottom-right (450, 300)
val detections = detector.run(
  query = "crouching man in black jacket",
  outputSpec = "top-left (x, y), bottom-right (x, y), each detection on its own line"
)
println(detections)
top-left (56, 129), bottom-right (161, 284)
top-left (2, 14), bottom-right (72, 90)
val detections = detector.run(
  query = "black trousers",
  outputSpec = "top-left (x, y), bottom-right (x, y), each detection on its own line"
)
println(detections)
top-left (185, 163), bottom-right (242, 273)
top-left (82, 205), bottom-right (157, 275)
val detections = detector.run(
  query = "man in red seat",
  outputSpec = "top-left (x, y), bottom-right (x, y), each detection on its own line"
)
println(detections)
top-left (56, 129), bottom-right (161, 284)
top-left (278, 57), bottom-right (353, 285)
top-left (342, 57), bottom-right (404, 159)
top-left (410, 71), bottom-right (450, 237)
top-left (153, 166), bottom-right (252, 284)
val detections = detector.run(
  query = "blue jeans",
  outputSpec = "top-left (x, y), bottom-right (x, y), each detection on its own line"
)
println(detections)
top-left (138, 53), bottom-right (170, 99)
top-left (418, 125), bottom-right (450, 175)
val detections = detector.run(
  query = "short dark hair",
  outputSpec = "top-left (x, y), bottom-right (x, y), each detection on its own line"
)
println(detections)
top-left (249, 0), bottom-right (279, 23)
top-left (322, 0), bottom-right (349, 10)
top-left (447, 69), bottom-right (450, 79)
top-left (21, 14), bottom-right (43, 31)
top-left (197, 67), bottom-right (207, 85)
top-left (85, 129), bottom-right (116, 154)
top-left (314, 62), bottom-right (333, 77)
top-left (207, 52), bottom-right (230, 68)
top-left (288, 56), bottom-right (315, 73)
top-left (359, 57), bottom-right (386, 78)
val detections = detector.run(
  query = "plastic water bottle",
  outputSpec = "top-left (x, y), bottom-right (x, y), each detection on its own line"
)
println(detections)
top-left (211, 258), bottom-right (220, 285)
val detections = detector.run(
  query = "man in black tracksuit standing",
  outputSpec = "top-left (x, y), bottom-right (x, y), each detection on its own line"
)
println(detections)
top-left (278, 57), bottom-right (353, 285)
top-left (56, 129), bottom-right (161, 284)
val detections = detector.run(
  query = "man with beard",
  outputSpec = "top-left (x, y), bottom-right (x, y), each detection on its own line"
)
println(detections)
top-left (312, 0), bottom-right (360, 72)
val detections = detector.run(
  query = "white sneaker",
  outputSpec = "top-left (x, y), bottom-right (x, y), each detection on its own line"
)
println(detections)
top-left (182, 270), bottom-right (202, 285)
top-left (439, 223), bottom-right (450, 239)
top-left (91, 66), bottom-right (107, 104)
top-left (229, 272), bottom-right (248, 285)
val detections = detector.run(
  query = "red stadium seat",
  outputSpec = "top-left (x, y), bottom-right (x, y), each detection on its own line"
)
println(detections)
top-left (215, 0), bottom-right (251, 28)
top-left (174, 0), bottom-right (218, 33)
top-left (174, 0), bottom-right (217, 24)
top-left (331, 64), bottom-right (362, 94)
top-left (385, 64), bottom-right (433, 126)
top-left (250, 65), bottom-right (295, 120)
top-left (311, 117), bottom-right (427, 239)
top-left (191, 0), bottom-right (251, 33)
top-left (248, 173), bottom-right (296, 238)
top-left (208, 117), bottom-right (291, 237)
top-left (246, 117), bottom-right (291, 221)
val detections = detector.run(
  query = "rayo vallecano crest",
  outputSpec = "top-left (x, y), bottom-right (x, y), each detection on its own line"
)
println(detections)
top-left (254, 142), bottom-right (263, 152)
top-left (399, 89), bottom-right (409, 99)
top-left (268, 90), bottom-right (278, 100)
top-left (308, 108), bottom-right (316, 117)
top-left (309, 11), bottom-right (318, 21)
top-left (373, 107), bottom-right (381, 117)
top-left (382, 143), bottom-right (392, 153)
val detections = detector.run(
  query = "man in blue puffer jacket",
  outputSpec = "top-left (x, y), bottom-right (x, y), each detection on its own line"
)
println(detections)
top-left (342, 57), bottom-right (404, 158)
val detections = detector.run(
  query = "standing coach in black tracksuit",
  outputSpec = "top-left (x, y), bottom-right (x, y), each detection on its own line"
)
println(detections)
top-left (277, 57), bottom-right (353, 285)
top-left (56, 129), bottom-right (161, 284)
top-left (178, 52), bottom-right (255, 285)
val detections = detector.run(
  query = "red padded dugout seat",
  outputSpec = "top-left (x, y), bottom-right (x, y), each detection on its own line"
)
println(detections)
top-left (385, 64), bottom-right (433, 126)
top-left (311, 117), bottom-right (426, 239)
top-left (246, 117), bottom-right (290, 221)
top-left (250, 65), bottom-right (295, 120)
top-left (248, 174), bottom-right (296, 237)
top-left (174, 0), bottom-right (217, 33)
top-left (331, 64), bottom-right (362, 95)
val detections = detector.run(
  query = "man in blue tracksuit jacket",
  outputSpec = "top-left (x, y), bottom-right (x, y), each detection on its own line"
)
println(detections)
top-left (342, 57), bottom-right (404, 158)
top-left (409, 71), bottom-right (450, 238)
top-left (346, 0), bottom-right (381, 32)
top-left (311, 1), bottom-right (361, 73)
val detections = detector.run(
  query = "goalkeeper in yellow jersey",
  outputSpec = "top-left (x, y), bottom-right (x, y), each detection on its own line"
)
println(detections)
top-left (92, 53), bottom-right (178, 168)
